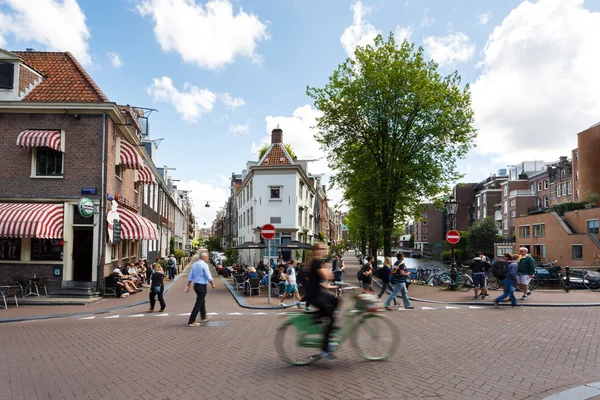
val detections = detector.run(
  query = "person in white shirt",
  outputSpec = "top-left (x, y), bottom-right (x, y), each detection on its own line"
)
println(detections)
top-left (279, 259), bottom-right (303, 307)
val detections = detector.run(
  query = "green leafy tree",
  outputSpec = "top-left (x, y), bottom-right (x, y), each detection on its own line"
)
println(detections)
top-left (223, 248), bottom-right (239, 267)
top-left (169, 237), bottom-right (175, 256)
top-left (257, 143), bottom-right (296, 160)
top-left (467, 217), bottom-right (498, 258)
top-left (307, 34), bottom-right (475, 257)
top-left (205, 236), bottom-right (222, 252)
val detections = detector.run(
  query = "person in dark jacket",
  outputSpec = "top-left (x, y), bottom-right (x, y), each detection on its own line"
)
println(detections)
top-left (377, 257), bottom-right (397, 305)
top-left (493, 253), bottom-right (519, 307)
top-left (147, 264), bottom-right (166, 312)
top-left (470, 253), bottom-right (491, 300)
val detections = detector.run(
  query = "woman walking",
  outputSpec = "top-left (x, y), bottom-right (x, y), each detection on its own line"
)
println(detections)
top-left (147, 264), bottom-right (166, 312)
top-left (377, 257), bottom-right (398, 306)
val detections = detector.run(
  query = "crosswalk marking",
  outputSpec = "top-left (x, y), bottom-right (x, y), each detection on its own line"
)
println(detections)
top-left (128, 314), bottom-right (144, 317)
top-left (79, 316), bottom-right (95, 320)
top-left (105, 315), bottom-right (120, 319)
top-left (446, 306), bottom-right (460, 309)
top-left (421, 307), bottom-right (436, 310)
top-left (469, 306), bottom-right (484, 309)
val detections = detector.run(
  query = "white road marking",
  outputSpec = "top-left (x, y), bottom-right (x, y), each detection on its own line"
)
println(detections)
top-left (469, 306), bottom-right (484, 309)
top-left (79, 316), bottom-right (95, 320)
top-left (207, 312), bottom-right (218, 316)
top-left (228, 312), bottom-right (242, 315)
top-left (421, 307), bottom-right (437, 310)
top-left (446, 306), bottom-right (460, 309)
top-left (128, 314), bottom-right (144, 317)
top-left (105, 315), bottom-right (120, 319)
top-left (154, 313), bottom-right (169, 317)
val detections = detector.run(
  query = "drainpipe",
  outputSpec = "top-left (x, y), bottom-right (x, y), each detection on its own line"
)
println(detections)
top-left (97, 113), bottom-right (107, 288)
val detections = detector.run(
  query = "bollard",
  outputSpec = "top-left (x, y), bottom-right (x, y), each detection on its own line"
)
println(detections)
top-left (564, 266), bottom-right (571, 292)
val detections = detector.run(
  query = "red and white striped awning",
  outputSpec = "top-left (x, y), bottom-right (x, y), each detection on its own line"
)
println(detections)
top-left (117, 137), bottom-right (143, 170)
top-left (118, 207), bottom-right (158, 240)
top-left (0, 203), bottom-right (63, 239)
top-left (16, 130), bottom-right (64, 152)
top-left (136, 164), bottom-right (156, 185)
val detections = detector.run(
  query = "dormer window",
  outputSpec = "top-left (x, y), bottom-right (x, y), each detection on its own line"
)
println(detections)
top-left (0, 61), bottom-right (14, 89)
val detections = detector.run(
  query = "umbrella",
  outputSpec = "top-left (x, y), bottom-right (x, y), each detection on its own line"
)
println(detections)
top-left (277, 241), bottom-right (313, 250)
top-left (234, 241), bottom-right (266, 249)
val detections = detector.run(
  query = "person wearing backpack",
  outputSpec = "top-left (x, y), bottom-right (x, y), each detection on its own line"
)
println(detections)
top-left (384, 253), bottom-right (414, 310)
top-left (493, 253), bottom-right (519, 307)
top-left (377, 257), bottom-right (398, 306)
top-left (470, 254), bottom-right (491, 300)
top-left (167, 254), bottom-right (176, 280)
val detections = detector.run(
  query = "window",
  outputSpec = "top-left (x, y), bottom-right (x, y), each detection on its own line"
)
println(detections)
top-left (111, 244), bottom-right (118, 261)
top-left (503, 219), bottom-right (508, 230)
top-left (0, 61), bottom-right (15, 89)
top-left (544, 180), bottom-right (549, 189)
top-left (503, 185), bottom-right (508, 196)
top-left (115, 164), bottom-right (123, 180)
top-left (537, 182), bottom-right (542, 191)
top-left (270, 186), bottom-right (281, 199)
top-left (576, 151), bottom-right (579, 161)
top-left (133, 181), bottom-right (140, 193)
top-left (35, 148), bottom-right (63, 176)
top-left (477, 210), bottom-right (481, 219)
top-left (423, 221), bottom-right (427, 226)
top-left (572, 244), bottom-right (583, 260)
top-left (497, 246), bottom-right (512, 257)
top-left (561, 170), bottom-right (565, 179)
top-left (510, 199), bottom-right (516, 207)
top-left (562, 183), bottom-right (567, 197)
top-left (31, 239), bottom-right (63, 261)
top-left (483, 193), bottom-right (487, 204)
top-left (532, 244), bottom-right (546, 259)
top-left (510, 211), bottom-right (516, 218)
top-left (533, 224), bottom-right (545, 237)
top-left (568, 181), bottom-right (572, 195)
top-left (544, 196), bottom-right (549, 207)
top-left (423, 235), bottom-right (427, 241)
top-left (144, 184), bottom-right (149, 204)
top-left (576, 171), bottom-right (579, 181)
top-left (477, 197), bottom-right (480, 206)
top-left (503, 201), bottom-right (508, 214)
top-left (588, 220), bottom-right (599, 235)
top-left (423, 228), bottom-right (428, 234)
top-left (0, 238), bottom-right (21, 260)
top-left (556, 185), bottom-right (561, 197)
top-left (519, 225), bottom-right (530, 238)
top-left (250, 207), bottom-right (253, 226)
top-left (537, 198), bottom-right (542, 207)
top-left (531, 183), bottom-right (535, 193)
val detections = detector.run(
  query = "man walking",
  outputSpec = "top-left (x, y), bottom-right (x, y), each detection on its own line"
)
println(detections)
top-left (331, 254), bottom-right (342, 283)
top-left (167, 254), bottom-right (177, 280)
top-left (184, 251), bottom-right (216, 326)
top-left (384, 253), bottom-right (414, 310)
top-left (517, 247), bottom-right (535, 300)
top-left (470, 253), bottom-right (491, 300)
top-left (493, 253), bottom-right (519, 307)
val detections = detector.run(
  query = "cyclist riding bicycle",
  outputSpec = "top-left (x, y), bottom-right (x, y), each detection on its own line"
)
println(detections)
top-left (305, 243), bottom-right (340, 360)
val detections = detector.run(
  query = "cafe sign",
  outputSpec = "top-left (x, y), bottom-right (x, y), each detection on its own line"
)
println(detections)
top-left (114, 193), bottom-right (140, 212)
top-left (78, 197), bottom-right (95, 218)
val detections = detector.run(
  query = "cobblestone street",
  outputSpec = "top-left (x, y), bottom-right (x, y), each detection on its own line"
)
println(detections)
top-left (3, 255), bottom-right (600, 399)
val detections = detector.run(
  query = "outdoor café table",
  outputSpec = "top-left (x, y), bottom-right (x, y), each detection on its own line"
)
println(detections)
top-left (14, 277), bottom-right (40, 297)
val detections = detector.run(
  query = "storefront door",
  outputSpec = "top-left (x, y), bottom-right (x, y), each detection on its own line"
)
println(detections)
top-left (72, 227), bottom-right (93, 281)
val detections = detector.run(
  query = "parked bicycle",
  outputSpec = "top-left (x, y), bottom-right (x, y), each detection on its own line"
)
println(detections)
top-left (275, 284), bottom-right (400, 365)
top-left (528, 260), bottom-right (569, 292)
top-left (438, 268), bottom-right (473, 292)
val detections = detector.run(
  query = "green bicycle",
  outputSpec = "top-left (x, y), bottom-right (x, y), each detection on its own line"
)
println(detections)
top-left (275, 287), bottom-right (400, 365)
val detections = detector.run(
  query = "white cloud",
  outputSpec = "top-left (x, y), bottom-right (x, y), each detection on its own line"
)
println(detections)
top-left (136, 0), bottom-right (269, 70)
top-left (420, 8), bottom-right (434, 27)
top-left (340, 1), bottom-right (380, 58)
top-left (147, 76), bottom-right (216, 122)
top-left (229, 123), bottom-right (249, 134)
top-left (0, 0), bottom-right (91, 64)
top-left (220, 93), bottom-right (245, 109)
top-left (424, 32), bottom-right (475, 65)
top-left (107, 52), bottom-right (123, 67)
top-left (177, 179), bottom-right (229, 226)
top-left (478, 12), bottom-right (492, 25)
top-left (394, 25), bottom-right (412, 44)
top-left (471, 0), bottom-right (600, 163)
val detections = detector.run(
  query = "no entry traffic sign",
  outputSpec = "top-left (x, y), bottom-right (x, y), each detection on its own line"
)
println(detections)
top-left (446, 230), bottom-right (460, 245)
top-left (261, 224), bottom-right (276, 240)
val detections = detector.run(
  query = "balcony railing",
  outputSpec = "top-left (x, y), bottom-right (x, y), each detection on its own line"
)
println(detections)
top-left (509, 189), bottom-right (535, 197)
top-left (528, 206), bottom-right (548, 214)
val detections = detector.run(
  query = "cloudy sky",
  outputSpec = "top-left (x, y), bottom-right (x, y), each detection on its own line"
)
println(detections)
top-left (2, 0), bottom-right (600, 225)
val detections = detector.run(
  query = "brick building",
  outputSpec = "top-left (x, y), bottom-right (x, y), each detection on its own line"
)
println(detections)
top-left (0, 49), bottom-right (158, 293)
top-left (573, 123), bottom-right (600, 202)
top-left (414, 204), bottom-right (444, 254)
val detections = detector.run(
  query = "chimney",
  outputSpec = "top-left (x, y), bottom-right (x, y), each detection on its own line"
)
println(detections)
top-left (271, 125), bottom-right (283, 144)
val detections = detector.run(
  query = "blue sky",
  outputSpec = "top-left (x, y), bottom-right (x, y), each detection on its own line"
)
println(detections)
top-left (2, 0), bottom-right (600, 225)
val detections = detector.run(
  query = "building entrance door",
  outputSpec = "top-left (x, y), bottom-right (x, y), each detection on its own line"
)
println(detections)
top-left (281, 236), bottom-right (291, 262)
top-left (72, 227), bottom-right (94, 281)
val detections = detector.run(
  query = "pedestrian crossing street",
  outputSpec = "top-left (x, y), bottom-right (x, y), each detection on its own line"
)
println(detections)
top-left (74, 304), bottom-right (492, 321)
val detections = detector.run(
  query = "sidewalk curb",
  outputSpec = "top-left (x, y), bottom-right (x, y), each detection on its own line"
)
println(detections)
top-left (372, 278), bottom-right (600, 308)
top-left (0, 264), bottom-right (189, 324)
top-left (218, 274), bottom-right (290, 310)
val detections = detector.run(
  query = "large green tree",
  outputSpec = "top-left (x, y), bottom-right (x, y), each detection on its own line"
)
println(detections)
top-left (467, 217), bottom-right (500, 258)
top-left (307, 34), bottom-right (475, 256)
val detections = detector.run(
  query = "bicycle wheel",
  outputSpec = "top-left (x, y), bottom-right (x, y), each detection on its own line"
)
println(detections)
top-left (528, 276), bottom-right (539, 291)
top-left (487, 276), bottom-right (500, 290)
top-left (351, 313), bottom-right (400, 361)
top-left (458, 275), bottom-right (473, 292)
top-left (275, 322), bottom-right (320, 366)
top-left (584, 273), bottom-right (600, 292)
top-left (439, 274), bottom-right (451, 290)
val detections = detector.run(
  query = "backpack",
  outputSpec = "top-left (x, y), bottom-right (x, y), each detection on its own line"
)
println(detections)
top-left (168, 258), bottom-right (174, 266)
top-left (357, 270), bottom-right (365, 281)
top-left (373, 267), bottom-right (385, 279)
top-left (492, 261), bottom-right (509, 279)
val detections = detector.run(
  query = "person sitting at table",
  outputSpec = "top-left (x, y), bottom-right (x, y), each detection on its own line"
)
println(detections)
top-left (117, 267), bottom-right (142, 292)
top-left (273, 265), bottom-right (286, 297)
top-left (107, 268), bottom-right (137, 297)
top-left (244, 267), bottom-right (259, 295)
top-left (136, 262), bottom-right (148, 286)
top-left (128, 263), bottom-right (143, 286)
top-left (257, 260), bottom-right (266, 272)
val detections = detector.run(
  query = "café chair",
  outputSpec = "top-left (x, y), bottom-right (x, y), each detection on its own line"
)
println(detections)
top-left (0, 286), bottom-right (19, 308)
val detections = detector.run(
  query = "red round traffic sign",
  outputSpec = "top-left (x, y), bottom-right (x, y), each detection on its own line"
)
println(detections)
top-left (261, 224), bottom-right (276, 240)
top-left (446, 230), bottom-right (460, 245)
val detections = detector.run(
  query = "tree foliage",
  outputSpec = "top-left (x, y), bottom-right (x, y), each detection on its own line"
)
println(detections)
top-left (205, 236), bottom-right (222, 252)
top-left (307, 33), bottom-right (476, 257)
top-left (467, 217), bottom-right (499, 257)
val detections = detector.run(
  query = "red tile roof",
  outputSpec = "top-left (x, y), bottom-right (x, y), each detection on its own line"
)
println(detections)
top-left (260, 144), bottom-right (293, 166)
top-left (14, 51), bottom-right (109, 102)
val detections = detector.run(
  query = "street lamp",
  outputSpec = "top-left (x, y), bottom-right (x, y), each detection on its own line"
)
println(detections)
top-left (445, 195), bottom-right (459, 288)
